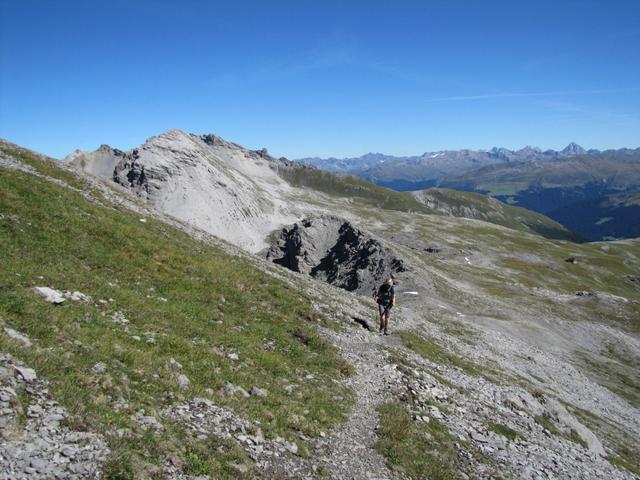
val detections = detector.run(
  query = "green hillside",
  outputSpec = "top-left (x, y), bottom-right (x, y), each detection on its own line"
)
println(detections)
top-left (412, 188), bottom-right (580, 241)
top-left (279, 164), bottom-right (579, 241)
top-left (0, 149), bottom-right (352, 478)
top-left (277, 164), bottom-right (435, 214)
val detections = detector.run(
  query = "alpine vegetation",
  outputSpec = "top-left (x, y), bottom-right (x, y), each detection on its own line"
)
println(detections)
top-left (1, 134), bottom-right (639, 480)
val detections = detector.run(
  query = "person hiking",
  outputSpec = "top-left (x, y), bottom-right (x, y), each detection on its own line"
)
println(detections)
top-left (375, 277), bottom-right (396, 335)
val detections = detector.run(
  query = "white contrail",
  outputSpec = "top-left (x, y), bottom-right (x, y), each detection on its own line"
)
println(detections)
top-left (425, 86), bottom-right (640, 102)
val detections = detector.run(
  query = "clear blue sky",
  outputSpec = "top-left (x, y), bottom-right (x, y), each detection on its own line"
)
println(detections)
top-left (1, 0), bottom-right (639, 159)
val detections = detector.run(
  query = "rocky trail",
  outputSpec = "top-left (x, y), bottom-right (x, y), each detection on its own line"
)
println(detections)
top-left (311, 319), bottom-right (399, 479)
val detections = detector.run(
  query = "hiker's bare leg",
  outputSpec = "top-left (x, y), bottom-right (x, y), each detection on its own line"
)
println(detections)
top-left (383, 313), bottom-right (390, 333)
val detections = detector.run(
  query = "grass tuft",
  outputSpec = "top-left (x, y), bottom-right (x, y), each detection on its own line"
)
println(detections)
top-left (487, 421), bottom-right (523, 441)
top-left (375, 401), bottom-right (463, 480)
top-left (399, 330), bottom-right (481, 377)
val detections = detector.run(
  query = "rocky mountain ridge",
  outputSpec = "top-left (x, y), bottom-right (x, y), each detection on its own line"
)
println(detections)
top-left (296, 142), bottom-right (632, 180)
top-left (66, 129), bottom-right (308, 252)
top-left (266, 216), bottom-right (407, 295)
top-left (65, 129), bottom-right (577, 245)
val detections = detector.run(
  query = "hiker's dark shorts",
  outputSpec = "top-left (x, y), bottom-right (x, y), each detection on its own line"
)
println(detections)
top-left (378, 302), bottom-right (392, 316)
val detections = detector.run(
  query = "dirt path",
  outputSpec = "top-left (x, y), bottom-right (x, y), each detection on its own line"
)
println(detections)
top-left (314, 323), bottom-right (400, 480)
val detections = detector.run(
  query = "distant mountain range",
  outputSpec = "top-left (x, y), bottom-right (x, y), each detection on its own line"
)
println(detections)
top-left (297, 144), bottom-right (640, 241)
top-left (297, 143), bottom-right (638, 188)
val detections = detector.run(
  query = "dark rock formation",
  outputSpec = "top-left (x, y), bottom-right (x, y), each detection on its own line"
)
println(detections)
top-left (267, 216), bottom-right (406, 295)
top-left (113, 149), bottom-right (150, 197)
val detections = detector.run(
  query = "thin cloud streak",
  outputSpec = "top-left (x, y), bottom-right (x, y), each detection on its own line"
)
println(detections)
top-left (425, 86), bottom-right (640, 102)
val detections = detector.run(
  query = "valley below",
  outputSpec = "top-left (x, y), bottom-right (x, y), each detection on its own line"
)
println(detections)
top-left (1, 131), bottom-right (639, 480)
top-left (300, 144), bottom-right (640, 242)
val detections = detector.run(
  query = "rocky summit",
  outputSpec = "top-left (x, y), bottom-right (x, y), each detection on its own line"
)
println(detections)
top-left (1, 133), bottom-right (639, 480)
top-left (66, 129), bottom-right (305, 252)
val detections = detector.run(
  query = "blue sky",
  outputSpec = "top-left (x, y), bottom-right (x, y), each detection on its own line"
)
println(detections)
top-left (1, 0), bottom-right (639, 159)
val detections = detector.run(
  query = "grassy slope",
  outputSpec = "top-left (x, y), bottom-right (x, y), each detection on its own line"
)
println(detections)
top-left (360, 201), bottom-right (640, 331)
top-left (358, 202), bottom-right (640, 449)
top-left (375, 401), bottom-right (465, 480)
top-left (277, 164), bottom-right (435, 214)
top-left (0, 154), bottom-right (352, 478)
top-left (412, 187), bottom-right (580, 241)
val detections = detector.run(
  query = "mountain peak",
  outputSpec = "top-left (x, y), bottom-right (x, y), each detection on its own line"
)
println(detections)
top-left (561, 142), bottom-right (586, 155)
top-left (517, 145), bottom-right (542, 154)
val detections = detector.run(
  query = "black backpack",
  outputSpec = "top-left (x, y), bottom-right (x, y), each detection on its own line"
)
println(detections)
top-left (377, 283), bottom-right (394, 305)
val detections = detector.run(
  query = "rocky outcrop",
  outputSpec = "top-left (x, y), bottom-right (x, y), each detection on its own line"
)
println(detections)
top-left (64, 144), bottom-right (127, 179)
top-left (266, 216), bottom-right (406, 295)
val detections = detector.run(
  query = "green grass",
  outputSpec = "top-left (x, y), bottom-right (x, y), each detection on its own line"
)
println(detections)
top-left (610, 443), bottom-right (640, 476)
top-left (416, 188), bottom-right (576, 241)
top-left (535, 414), bottom-right (561, 436)
top-left (375, 401), bottom-right (464, 480)
top-left (15, 385), bottom-right (29, 426)
top-left (1, 142), bottom-right (89, 191)
top-left (487, 421), bottom-right (523, 441)
top-left (399, 330), bottom-right (482, 377)
top-left (566, 429), bottom-right (588, 449)
top-left (438, 320), bottom-right (478, 345)
top-left (561, 402), bottom-right (640, 476)
top-left (278, 165), bottom-right (435, 214)
top-left (476, 182), bottom-right (529, 196)
top-left (495, 247), bottom-right (640, 333)
top-left (0, 164), bottom-right (353, 477)
top-left (181, 434), bottom-right (255, 478)
top-left (534, 415), bottom-right (588, 449)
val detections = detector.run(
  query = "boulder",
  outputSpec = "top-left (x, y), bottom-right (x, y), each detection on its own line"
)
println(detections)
top-left (63, 291), bottom-right (92, 303)
top-left (14, 366), bottom-right (37, 382)
top-left (3, 327), bottom-right (32, 347)
top-left (33, 287), bottom-right (65, 305)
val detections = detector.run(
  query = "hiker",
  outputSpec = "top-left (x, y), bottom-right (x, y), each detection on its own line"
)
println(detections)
top-left (375, 277), bottom-right (396, 335)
